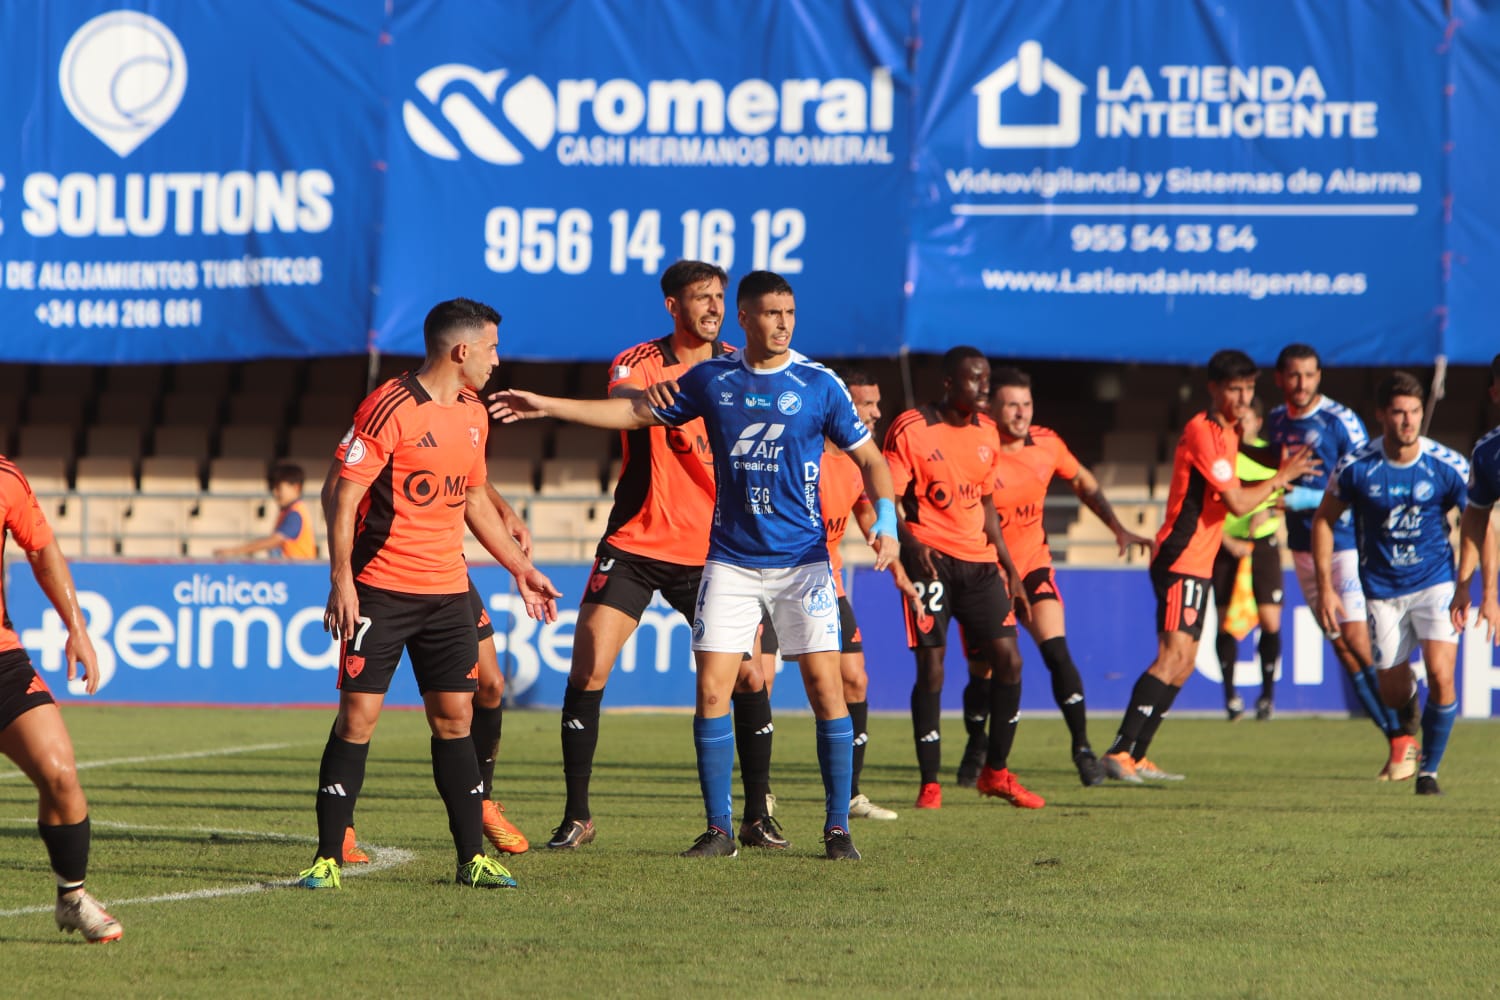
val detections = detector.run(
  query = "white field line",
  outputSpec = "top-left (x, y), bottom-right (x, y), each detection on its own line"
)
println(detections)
top-left (0, 822), bottom-right (415, 917)
top-left (0, 742), bottom-right (297, 780)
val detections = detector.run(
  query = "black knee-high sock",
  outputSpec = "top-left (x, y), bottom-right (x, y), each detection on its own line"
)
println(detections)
top-left (961, 676), bottom-right (991, 749)
top-left (849, 700), bottom-right (869, 796)
top-left (1132, 683), bottom-right (1182, 761)
top-left (1106, 674), bottom-right (1171, 757)
top-left (471, 702), bottom-right (503, 800)
top-left (1039, 637), bottom-right (1090, 752)
top-left (911, 685), bottom-right (942, 784)
top-left (984, 681), bottom-right (1023, 771)
top-left (1398, 690), bottom-right (1421, 737)
top-left (315, 729), bottom-right (369, 860)
top-left (38, 817), bottom-right (90, 889)
top-left (431, 734), bottom-right (484, 865)
top-left (561, 684), bottom-right (604, 821)
top-left (733, 687), bottom-right (773, 820)
top-left (1257, 630), bottom-right (1281, 702)
top-left (1216, 633), bottom-right (1239, 704)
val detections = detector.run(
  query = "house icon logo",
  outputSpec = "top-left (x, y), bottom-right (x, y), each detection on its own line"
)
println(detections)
top-left (973, 41), bottom-right (1086, 149)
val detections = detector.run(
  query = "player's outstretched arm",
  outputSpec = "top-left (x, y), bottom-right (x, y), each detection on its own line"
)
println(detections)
top-left (1070, 465), bottom-right (1155, 559)
top-left (467, 485), bottom-right (560, 623)
top-left (487, 389), bottom-right (659, 431)
top-left (1221, 444), bottom-right (1319, 516)
top-left (26, 539), bottom-right (100, 695)
top-left (847, 439), bottom-right (899, 571)
top-left (486, 482), bottom-right (532, 558)
top-left (213, 534), bottom-right (285, 559)
top-left (1310, 492), bottom-right (1347, 637)
top-left (324, 476), bottom-right (368, 642)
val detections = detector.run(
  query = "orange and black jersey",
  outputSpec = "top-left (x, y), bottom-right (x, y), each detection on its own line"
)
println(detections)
top-left (993, 426), bottom-right (1080, 576)
top-left (820, 448), bottom-right (868, 597)
top-left (883, 405), bottom-right (1002, 563)
top-left (338, 373), bottom-right (488, 595)
top-left (1155, 411), bottom-right (1241, 578)
top-left (0, 457), bottom-right (54, 654)
top-left (603, 335), bottom-right (734, 565)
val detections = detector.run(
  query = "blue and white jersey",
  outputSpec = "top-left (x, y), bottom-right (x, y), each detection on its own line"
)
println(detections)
top-left (1266, 395), bottom-right (1367, 552)
top-left (650, 349), bottom-right (869, 569)
top-left (1330, 436), bottom-right (1468, 600)
top-left (1468, 425), bottom-right (1500, 509)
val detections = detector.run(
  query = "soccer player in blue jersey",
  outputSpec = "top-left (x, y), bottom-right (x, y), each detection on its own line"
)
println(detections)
top-left (1451, 352), bottom-right (1500, 642)
top-left (491, 270), bottom-right (900, 860)
top-left (1313, 371), bottom-right (1469, 797)
top-left (1266, 344), bottom-right (1416, 779)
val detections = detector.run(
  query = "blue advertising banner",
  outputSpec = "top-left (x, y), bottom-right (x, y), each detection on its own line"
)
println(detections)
top-left (0, 1), bottom-right (382, 362)
top-left (905, 0), bottom-right (1449, 365)
top-left (10, 561), bottom-right (1500, 721)
top-left (1445, 0), bottom-right (1500, 366)
top-left (372, 0), bottom-right (911, 361)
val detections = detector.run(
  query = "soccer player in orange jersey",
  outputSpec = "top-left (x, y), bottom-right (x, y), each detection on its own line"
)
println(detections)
top-left (320, 446), bottom-right (534, 863)
top-left (883, 347), bottom-right (1041, 810)
top-left (213, 463), bottom-right (317, 559)
top-left (0, 456), bottom-right (121, 941)
top-left (1101, 350), bottom-right (1316, 784)
top-left (964, 366), bottom-right (1155, 787)
top-left (299, 298), bottom-right (559, 891)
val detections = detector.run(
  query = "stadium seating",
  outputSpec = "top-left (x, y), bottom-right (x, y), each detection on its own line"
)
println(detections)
top-left (2, 355), bottom-right (1490, 565)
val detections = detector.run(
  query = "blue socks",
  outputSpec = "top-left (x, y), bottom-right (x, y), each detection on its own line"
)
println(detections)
top-left (1419, 700), bottom-right (1458, 775)
top-left (693, 714), bottom-right (735, 833)
top-left (1351, 666), bottom-right (1400, 737)
top-left (816, 716), bottom-right (854, 832)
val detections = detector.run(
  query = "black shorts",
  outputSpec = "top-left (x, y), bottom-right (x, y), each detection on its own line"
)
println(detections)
top-left (1211, 536), bottom-right (1284, 612)
top-left (1150, 563), bottom-right (1211, 641)
top-left (339, 583), bottom-right (479, 695)
top-left (580, 540), bottom-right (701, 622)
top-left (468, 578), bottom-right (494, 642)
top-left (0, 648), bottom-right (55, 732)
top-left (901, 551), bottom-right (1015, 650)
top-left (1022, 564), bottom-right (1063, 606)
top-left (761, 596), bottom-right (861, 656)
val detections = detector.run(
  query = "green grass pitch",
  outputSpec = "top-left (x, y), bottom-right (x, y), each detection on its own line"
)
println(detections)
top-left (3, 705), bottom-right (1499, 997)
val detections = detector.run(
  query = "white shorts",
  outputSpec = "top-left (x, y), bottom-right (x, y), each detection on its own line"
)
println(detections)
top-left (1292, 549), bottom-right (1366, 625)
top-left (1366, 581), bottom-right (1459, 670)
top-left (693, 560), bottom-right (841, 657)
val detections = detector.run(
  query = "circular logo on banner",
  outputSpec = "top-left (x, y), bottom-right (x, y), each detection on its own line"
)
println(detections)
top-left (1211, 459), bottom-right (1233, 483)
top-left (344, 438), bottom-right (367, 466)
top-left (777, 392), bottom-right (802, 415)
top-left (1414, 480), bottom-right (1434, 502)
top-left (60, 11), bottom-right (188, 158)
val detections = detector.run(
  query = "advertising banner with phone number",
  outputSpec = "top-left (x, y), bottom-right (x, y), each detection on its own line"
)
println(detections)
top-left (371, 0), bottom-right (912, 360)
top-left (905, 0), bottom-right (1449, 366)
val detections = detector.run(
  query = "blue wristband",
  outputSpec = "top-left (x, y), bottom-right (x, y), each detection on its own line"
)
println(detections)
top-left (873, 497), bottom-right (899, 539)
top-left (1284, 485), bottom-right (1322, 511)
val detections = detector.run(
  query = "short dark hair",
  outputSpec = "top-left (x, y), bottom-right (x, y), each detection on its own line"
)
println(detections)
top-left (837, 367), bottom-right (878, 388)
top-left (423, 297), bottom-right (501, 356)
top-left (1376, 370), bottom-right (1425, 408)
top-left (269, 463), bottom-right (304, 490)
top-left (991, 366), bottom-right (1031, 390)
top-left (941, 346), bottom-right (986, 379)
top-left (1275, 343), bottom-right (1321, 373)
top-left (1207, 349), bottom-right (1258, 383)
top-left (736, 270), bottom-right (794, 306)
top-left (660, 260), bottom-right (729, 299)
